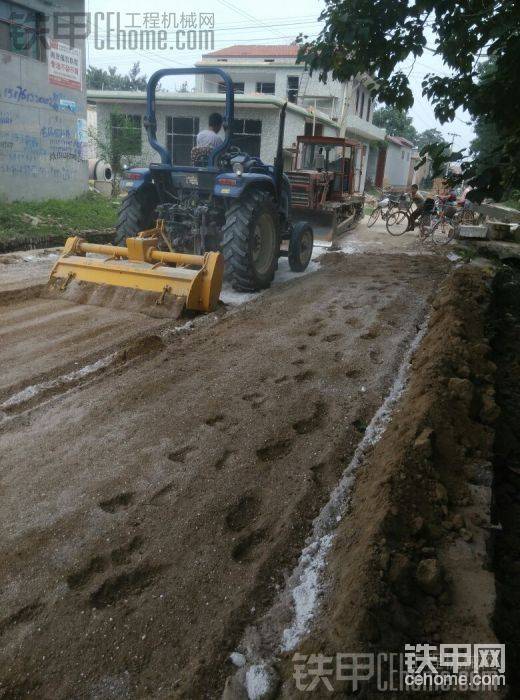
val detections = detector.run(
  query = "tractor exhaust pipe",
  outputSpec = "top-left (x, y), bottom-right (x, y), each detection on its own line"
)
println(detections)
top-left (274, 102), bottom-right (287, 199)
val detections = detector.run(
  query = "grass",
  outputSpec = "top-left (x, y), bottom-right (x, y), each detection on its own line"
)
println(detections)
top-left (0, 192), bottom-right (119, 244)
top-left (500, 198), bottom-right (520, 211)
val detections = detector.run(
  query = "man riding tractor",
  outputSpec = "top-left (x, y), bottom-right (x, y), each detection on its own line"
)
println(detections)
top-left (115, 67), bottom-right (314, 292)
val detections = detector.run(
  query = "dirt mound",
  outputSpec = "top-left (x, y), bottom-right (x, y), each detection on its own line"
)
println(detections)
top-left (293, 266), bottom-right (500, 693)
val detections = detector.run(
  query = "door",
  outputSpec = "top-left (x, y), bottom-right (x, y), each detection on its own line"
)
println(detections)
top-left (375, 148), bottom-right (386, 188)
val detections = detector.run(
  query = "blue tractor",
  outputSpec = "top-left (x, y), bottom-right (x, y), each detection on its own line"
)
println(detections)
top-left (116, 67), bottom-right (314, 292)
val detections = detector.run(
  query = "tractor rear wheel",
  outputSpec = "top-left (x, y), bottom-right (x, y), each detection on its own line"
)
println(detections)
top-left (222, 190), bottom-right (280, 292)
top-left (114, 185), bottom-right (158, 246)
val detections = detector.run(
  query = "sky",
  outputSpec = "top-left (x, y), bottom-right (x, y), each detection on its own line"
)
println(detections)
top-left (85, 0), bottom-right (475, 152)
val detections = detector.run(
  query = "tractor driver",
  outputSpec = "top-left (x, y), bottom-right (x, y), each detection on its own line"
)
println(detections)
top-left (196, 112), bottom-right (224, 149)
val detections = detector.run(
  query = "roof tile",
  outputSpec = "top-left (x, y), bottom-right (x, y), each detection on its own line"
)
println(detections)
top-left (203, 44), bottom-right (299, 58)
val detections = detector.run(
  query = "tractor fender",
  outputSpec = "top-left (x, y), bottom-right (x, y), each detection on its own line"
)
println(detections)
top-left (120, 167), bottom-right (153, 191)
top-left (214, 173), bottom-right (276, 199)
top-left (214, 172), bottom-right (290, 218)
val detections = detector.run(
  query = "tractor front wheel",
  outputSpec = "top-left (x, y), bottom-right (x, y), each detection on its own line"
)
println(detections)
top-left (222, 190), bottom-right (280, 292)
top-left (114, 185), bottom-right (158, 246)
top-left (288, 222), bottom-right (314, 272)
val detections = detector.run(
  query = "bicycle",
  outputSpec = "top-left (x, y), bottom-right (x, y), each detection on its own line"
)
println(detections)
top-left (385, 196), bottom-right (456, 244)
top-left (367, 193), bottom-right (409, 229)
top-left (384, 195), bottom-right (414, 236)
top-left (417, 197), bottom-right (456, 245)
top-left (386, 207), bottom-right (412, 236)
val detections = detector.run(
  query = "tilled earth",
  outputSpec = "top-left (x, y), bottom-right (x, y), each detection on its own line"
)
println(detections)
top-left (0, 297), bottom-right (169, 401)
top-left (0, 251), bottom-right (448, 698)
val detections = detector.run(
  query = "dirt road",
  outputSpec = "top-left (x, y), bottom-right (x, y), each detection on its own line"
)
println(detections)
top-left (0, 298), bottom-right (170, 404)
top-left (0, 245), bottom-right (448, 698)
top-left (0, 250), bottom-right (57, 297)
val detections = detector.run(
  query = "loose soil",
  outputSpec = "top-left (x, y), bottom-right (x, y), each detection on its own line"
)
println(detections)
top-left (0, 296), bottom-right (172, 402)
top-left (0, 252), bottom-right (447, 699)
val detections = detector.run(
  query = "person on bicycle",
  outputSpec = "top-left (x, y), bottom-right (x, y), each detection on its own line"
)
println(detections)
top-left (439, 185), bottom-right (458, 219)
top-left (406, 184), bottom-right (425, 231)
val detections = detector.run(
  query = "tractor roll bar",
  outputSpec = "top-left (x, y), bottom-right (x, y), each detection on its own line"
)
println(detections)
top-left (144, 67), bottom-right (235, 167)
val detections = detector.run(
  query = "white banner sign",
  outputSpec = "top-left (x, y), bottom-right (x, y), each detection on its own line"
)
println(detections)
top-left (48, 40), bottom-right (82, 91)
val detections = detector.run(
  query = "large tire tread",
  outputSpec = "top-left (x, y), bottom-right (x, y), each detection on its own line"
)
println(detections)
top-left (114, 186), bottom-right (158, 246)
top-left (221, 190), bottom-right (279, 292)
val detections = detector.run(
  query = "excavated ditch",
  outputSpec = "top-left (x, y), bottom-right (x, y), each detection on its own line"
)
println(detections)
top-left (491, 264), bottom-right (520, 699)
top-left (239, 265), bottom-right (503, 698)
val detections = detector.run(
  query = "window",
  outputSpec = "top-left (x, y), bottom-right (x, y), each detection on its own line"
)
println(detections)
top-left (256, 82), bottom-right (275, 94)
top-left (231, 119), bottom-right (261, 157)
top-left (366, 97), bottom-right (372, 121)
top-left (355, 86), bottom-right (360, 114)
top-left (110, 114), bottom-right (142, 157)
top-left (287, 76), bottom-right (299, 103)
top-left (299, 142), bottom-right (346, 174)
top-left (359, 91), bottom-right (365, 118)
top-left (218, 81), bottom-right (244, 94)
top-left (304, 122), bottom-right (323, 137)
top-left (0, 1), bottom-right (46, 61)
top-left (166, 116), bottom-right (199, 165)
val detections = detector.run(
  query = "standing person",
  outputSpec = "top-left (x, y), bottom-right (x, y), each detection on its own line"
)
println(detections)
top-left (196, 113), bottom-right (224, 148)
top-left (406, 184), bottom-right (426, 231)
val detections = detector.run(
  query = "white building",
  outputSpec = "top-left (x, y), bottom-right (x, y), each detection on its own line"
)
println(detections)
top-left (366, 135), bottom-right (415, 190)
top-left (88, 43), bottom-right (386, 189)
top-left (196, 43), bottom-right (385, 189)
top-left (88, 90), bottom-right (340, 170)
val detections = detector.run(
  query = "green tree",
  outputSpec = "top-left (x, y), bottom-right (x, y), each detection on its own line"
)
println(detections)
top-left (87, 62), bottom-right (147, 91)
top-left (469, 61), bottom-right (502, 174)
top-left (416, 128), bottom-right (447, 151)
top-left (372, 107), bottom-right (418, 143)
top-left (297, 0), bottom-right (520, 201)
top-left (471, 119), bottom-right (501, 169)
top-left (89, 109), bottom-right (142, 195)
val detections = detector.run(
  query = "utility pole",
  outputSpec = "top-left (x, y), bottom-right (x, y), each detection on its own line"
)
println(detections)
top-left (445, 132), bottom-right (459, 178)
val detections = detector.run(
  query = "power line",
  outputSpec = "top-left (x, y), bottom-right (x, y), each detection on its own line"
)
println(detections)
top-left (85, 18), bottom-right (321, 39)
top-left (86, 33), bottom-right (319, 49)
top-left (214, 0), bottom-right (287, 41)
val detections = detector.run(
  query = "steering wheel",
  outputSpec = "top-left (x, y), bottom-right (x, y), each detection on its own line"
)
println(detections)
top-left (226, 145), bottom-right (243, 158)
top-left (216, 145), bottom-right (247, 170)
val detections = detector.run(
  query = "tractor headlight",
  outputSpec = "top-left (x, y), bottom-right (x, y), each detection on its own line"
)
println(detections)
top-left (232, 162), bottom-right (244, 177)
